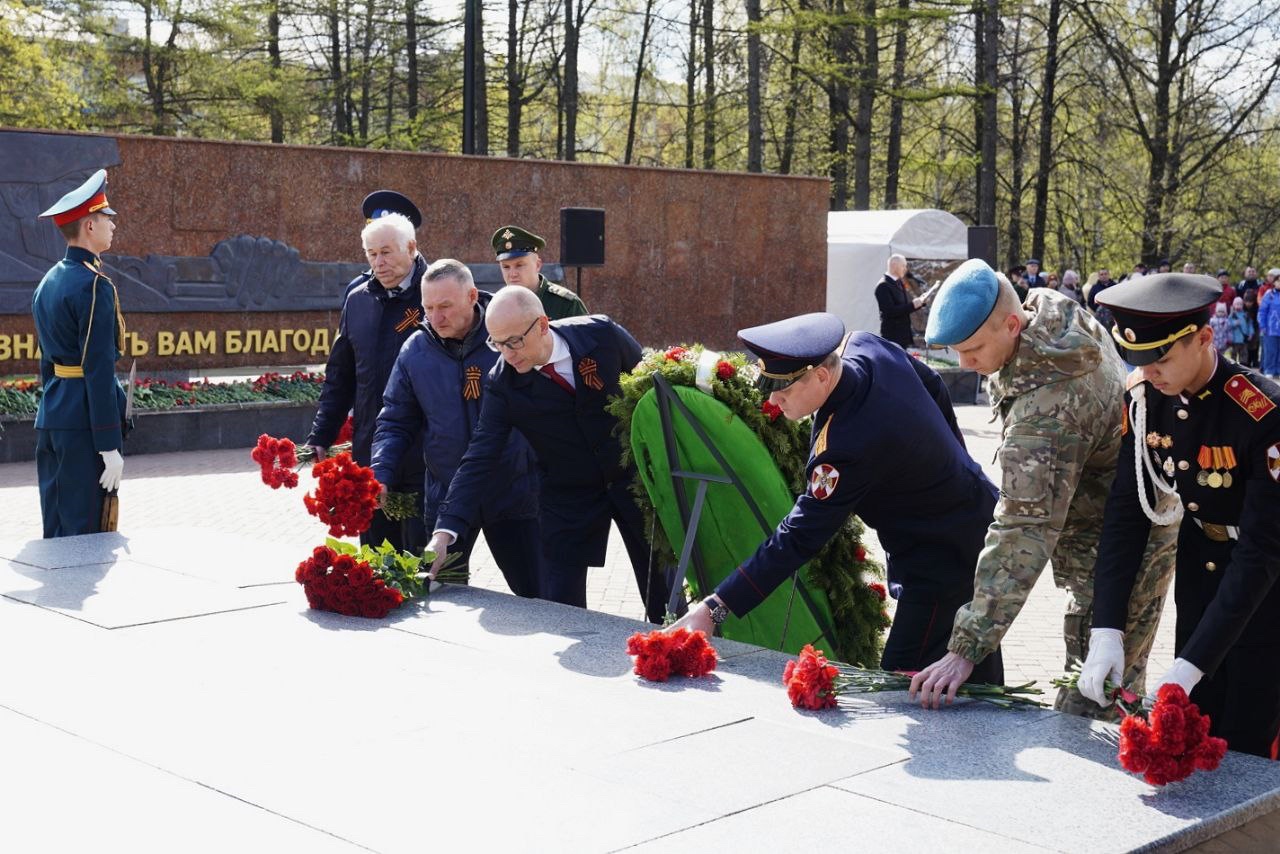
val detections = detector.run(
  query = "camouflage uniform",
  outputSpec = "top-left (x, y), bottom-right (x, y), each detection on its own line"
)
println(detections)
top-left (946, 289), bottom-right (1179, 718)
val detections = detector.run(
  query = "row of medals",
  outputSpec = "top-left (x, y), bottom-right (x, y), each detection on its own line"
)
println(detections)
top-left (1148, 432), bottom-right (1234, 488)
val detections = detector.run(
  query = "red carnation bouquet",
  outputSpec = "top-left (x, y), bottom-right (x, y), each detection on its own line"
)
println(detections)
top-left (303, 452), bottom-right (381, 537)
top-left (296, 538), bottom-right (466, 619)
top-left (783, 644), bottom-right (1044, 711)
top-left (626, 628), bottom-right (718, 682)
top-left (251, 434), bottom-right (300, 489)
top-left (335, 414), bottom-right (354, 445)
top-left (1053, 672), bottom-right (1228, 786)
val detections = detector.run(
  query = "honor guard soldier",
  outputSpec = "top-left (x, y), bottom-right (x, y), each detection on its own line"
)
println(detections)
top-left (492, 225), bottom-right (588, 321)
top-left (307, 204), bottom-right (428, 553)
top-left (909, 260), bottom-right (1177, 713)
top-left (669, 313), bottom-right (1005, 683)
top-left (427, 286), bottom-right (669, 622)
top-left (1079, 273), bottom-right (1280, 758)
top-left (32, 169), bottom-right (128, 537)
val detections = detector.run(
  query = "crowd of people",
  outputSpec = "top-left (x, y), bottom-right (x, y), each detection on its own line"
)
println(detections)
top-left (31, 170), bottom-right (1280, 764)
top-left (1000, 259), bottom-right (1280, 378)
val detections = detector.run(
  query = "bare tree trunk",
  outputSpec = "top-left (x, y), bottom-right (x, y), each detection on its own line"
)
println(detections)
top-left (978, 0), bottom-right (998, 226)
top-left (702, 0), bottom-right (716, 168)
top-left (746, 0), bottom-right (762, 172)
top-left (506, 0), bottom-right (520, 155)
top-left (1030, 0), bottom-right (1061, 261)
top-left (358, 0), bottom-right (375, 143)
top-left (685, 0), bottom-right (697, 168)
top-left (1006, 15), bottom-right (1025, 267)
top-left (779, 11), bottom-right (804, 174)
top-left (268, 0), bottom-right (283, 142)
top-left (474, 1), bottom-right (489, 154)
top-left (829, 0), bottom-right (853, 209)
top-left (883, 0), bottom-right (908, 206)
top-left (625, 0), bottom-right (657, 165)
top-left (563, 0), bottom-right (579, 160)
top-left (852, 0), bottom-right (876, 209)
top-left (407, 0), bottom-right (419, 125)
top-left (329, 0), bottom-right (346, 140)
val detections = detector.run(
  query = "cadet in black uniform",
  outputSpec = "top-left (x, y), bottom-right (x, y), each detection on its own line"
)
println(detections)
top-left (669, 313), bottom-right (1004, 683)
top-left (1079, 273), bottom-right (1280, 758)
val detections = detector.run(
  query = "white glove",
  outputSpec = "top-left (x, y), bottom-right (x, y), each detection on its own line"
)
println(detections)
top-left (1078, 627), bottom-right (1125, 706)
top-left (99, 449), bottom-right (124, 492)
top-left (1149, 658), bottom-right (1204, 701)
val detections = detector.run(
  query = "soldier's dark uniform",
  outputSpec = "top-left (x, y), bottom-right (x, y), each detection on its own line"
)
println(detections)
top-left (1092, 274), bottom-right (1280, 758)
top-left (709, 313), bottom-right (1004, 681)
top-left (32, 170), bottom-right (128, 538)
top-left (491, 226), bottom-right (588, 321)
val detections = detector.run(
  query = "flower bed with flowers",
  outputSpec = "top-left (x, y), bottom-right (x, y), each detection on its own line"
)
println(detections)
top-left (0, 370), bottom-right (325, 418)
top-left (608, 344), bottom-right (890, 667)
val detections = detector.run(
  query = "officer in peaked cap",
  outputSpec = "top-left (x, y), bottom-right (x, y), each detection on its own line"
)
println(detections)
top-left (1024, 257), bottom-right (1047, 288)
top-left (1079, 273), bottom-right (1280, 757)
top-left (669, 312), bottom-right (1004, 684)
top-left (32, 168), bottom-right (128, 537)
top-left (491, 224), bottom-right (587, 321)
top-left (362, 190), bottom-right (422, 229)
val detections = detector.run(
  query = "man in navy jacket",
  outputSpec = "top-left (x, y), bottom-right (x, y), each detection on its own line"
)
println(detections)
top-left (427, 286), bottom-right (669, 622)
top-left (371, 261), bottom-right (540, 597)
top-left (669, 313), bottom-right (1003, 683)
top-left (306, 212), bottom-right (427, 552)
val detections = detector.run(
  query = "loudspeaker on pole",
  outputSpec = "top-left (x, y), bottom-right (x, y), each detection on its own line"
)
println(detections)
top-left (560, 207), bottom-right (605, 267)
top-left (968, 225), bottom-right (998, 267)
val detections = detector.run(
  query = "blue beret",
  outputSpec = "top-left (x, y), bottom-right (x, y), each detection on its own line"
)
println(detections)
top-left (739, 312), bottom-right (845, 393)
top-left (925, 258), bottom-right (1000, 346)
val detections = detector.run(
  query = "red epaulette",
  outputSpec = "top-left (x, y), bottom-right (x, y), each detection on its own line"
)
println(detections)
top-left (1224, 374), bottom-right (1277, 422)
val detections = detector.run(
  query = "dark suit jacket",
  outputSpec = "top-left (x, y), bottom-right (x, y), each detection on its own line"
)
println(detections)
top-left (435, 314), bottom-right (643, 563)
top-left (874, 274), bottom-right (918, 348)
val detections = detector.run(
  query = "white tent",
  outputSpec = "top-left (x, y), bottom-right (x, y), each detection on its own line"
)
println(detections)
top-left (827, 209), bottom-right (969, 335)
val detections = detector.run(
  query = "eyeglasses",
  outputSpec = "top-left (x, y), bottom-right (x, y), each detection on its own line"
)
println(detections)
top-left (486, 317), bottom-right (540, 352)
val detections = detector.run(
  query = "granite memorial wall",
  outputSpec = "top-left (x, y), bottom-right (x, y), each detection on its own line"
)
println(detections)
top-left (0, 129), bottom-right (830, 374)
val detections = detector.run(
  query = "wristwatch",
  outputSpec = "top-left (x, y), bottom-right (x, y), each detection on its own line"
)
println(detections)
top-left (705, 595), bottom-right (729, 625)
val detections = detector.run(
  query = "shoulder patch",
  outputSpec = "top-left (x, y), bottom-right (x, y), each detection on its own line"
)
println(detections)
top-left (813, 416), bottom-right (832, 457)
top-left (1224, 374), bottom-right (1277, 422)
top-left (547, 282), bottom-right (580, 301)
top-left (1125, 368), bottom-right (1145, 391)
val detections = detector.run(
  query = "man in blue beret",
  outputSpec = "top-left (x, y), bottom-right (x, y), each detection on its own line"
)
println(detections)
top-left (32, 169), bottom-right (128, 537)
top-left (668, 312), bottom-right (1003, 682)
top-left (907, 259), bottom-right (1177, 714)
top-left (1079, 273), bottom-right (1280, 757)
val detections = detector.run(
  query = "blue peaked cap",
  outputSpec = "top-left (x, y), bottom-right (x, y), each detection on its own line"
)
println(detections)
top-left (925, 258), bottom-right (1000, 346)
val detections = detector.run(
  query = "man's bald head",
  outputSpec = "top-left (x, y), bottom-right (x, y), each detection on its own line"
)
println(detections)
top-left (486, 285), bottom-right (551, 372)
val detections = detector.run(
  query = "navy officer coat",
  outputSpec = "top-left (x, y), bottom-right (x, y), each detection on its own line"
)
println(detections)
top-left (714, 332), bottom-right (998, 616)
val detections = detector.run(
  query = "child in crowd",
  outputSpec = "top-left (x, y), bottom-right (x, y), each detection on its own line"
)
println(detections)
top-left (1225, 297), bottom-right (1255, 363)
top-left (1210, 302), bottom-right (1231, 357)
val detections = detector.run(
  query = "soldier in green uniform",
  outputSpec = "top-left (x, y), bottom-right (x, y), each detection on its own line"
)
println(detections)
top-left (908, 260), bottom-right (1178, 715)
top-left (32, 169), bottom-right (128, 537)
top-left (491, 225), bottom-right (588, 320)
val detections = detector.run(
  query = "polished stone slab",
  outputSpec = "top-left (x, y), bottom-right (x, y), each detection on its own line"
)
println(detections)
top-left (0, 529), bottom-right (1276, 853)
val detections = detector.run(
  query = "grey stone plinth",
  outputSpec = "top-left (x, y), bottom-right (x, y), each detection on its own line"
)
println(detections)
top-left (0, 527), bottom-right (1275, 853)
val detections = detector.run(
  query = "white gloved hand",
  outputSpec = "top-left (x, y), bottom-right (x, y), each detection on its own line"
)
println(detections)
top-left (1078, 627), bottom-right (1126, 706)
top-left (1149, 658), bottom-right (1204, 701)
top-left (99, 449), bottom-right (124, 492)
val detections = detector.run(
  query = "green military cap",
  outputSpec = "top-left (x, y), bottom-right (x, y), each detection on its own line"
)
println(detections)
top-left (492, 225), bottom-right (545, 260)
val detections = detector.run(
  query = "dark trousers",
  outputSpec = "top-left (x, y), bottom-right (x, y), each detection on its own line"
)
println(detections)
top-left (540, 480), bottom-right (670, 623)
top-left (455, 516), bottom-right (542, 598)
top-left (361, 491), bottom-right (427, 554)
top-left (36, 429), bottom-right (105, 539)
top-left (1190, 646), bottom-right (1280, 759)
top-left (882, 585), bottom-right (1005, 685)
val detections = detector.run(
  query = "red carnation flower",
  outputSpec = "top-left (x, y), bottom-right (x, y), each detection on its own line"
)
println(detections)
top-left (664, 346), bottom-right (688, 362)
top-left (761, 400), bottom-right (783, 422)
top-left (304, 452), bottom-right (380, 537)
top-left (252, 434), bottom-right (301, 490)
top-left (868, 582), bottom-right (887, 601)
top-left (1116, 682), bottom-right (1229, 785)
top-left (783, 644), bottom-right (839, 710)
top-left (335, 415), bottom-right (354, 445)
top-left (855, 545), bottom-right (867, 563)
top-left (626, 629), bottom-right (718, 682)
top-left (716, 360), bottom-right (735, 380)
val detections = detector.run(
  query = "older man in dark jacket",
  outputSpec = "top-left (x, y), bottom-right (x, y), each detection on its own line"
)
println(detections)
top-left (874, 253), bottom-right (924, 348)
top-left (307, 212), bottom-right (427, 552)
top-left (371, 261), bottom-right (540, 596)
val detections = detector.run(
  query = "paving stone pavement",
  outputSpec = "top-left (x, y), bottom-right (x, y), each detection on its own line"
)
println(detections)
top-left (0, 405), bottom-right (1175, 689)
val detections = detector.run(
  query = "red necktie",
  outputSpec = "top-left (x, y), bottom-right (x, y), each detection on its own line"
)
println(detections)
top-left (539, 364), bottom-right (575, 395)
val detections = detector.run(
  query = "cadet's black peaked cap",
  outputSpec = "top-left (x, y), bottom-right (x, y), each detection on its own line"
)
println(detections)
top-left (1096, 273), bottom-right (1220, 366)
top-left (362, 190), bottom-right (422, 229)
top-left (739, 312), bottom-right (846, 393)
